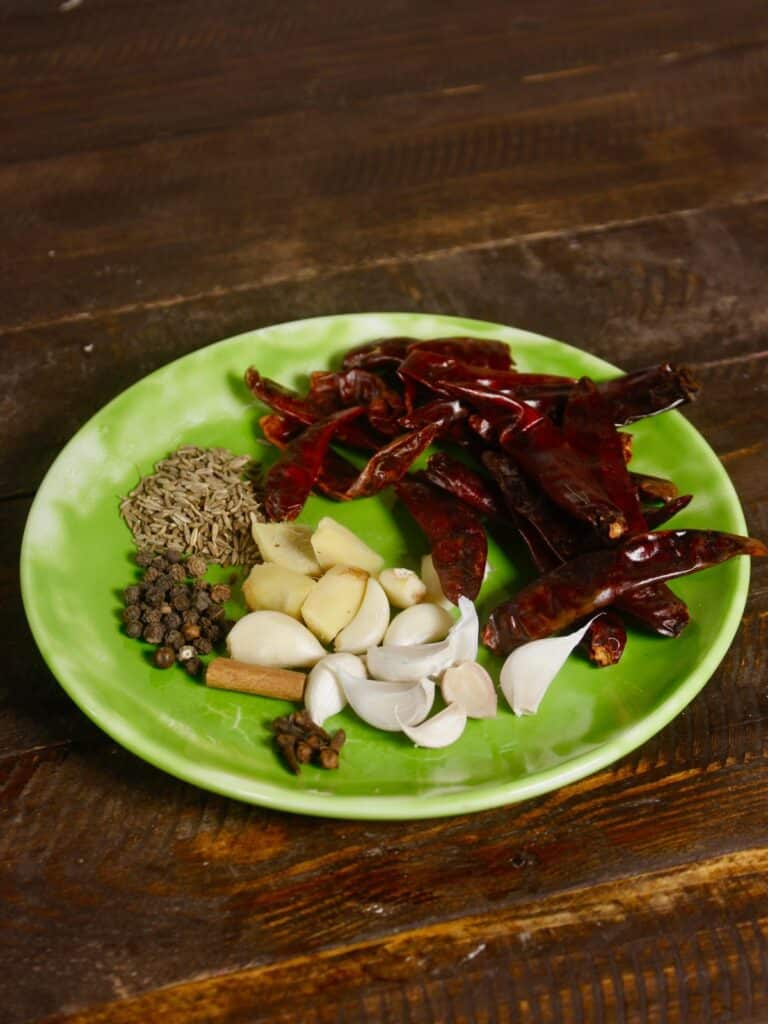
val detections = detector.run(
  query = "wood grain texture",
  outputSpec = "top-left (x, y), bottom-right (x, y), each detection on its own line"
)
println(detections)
top-left (2, 1), bottom-right (768, 1022)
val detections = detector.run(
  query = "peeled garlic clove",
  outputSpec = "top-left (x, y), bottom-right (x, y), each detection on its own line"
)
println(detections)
top-left (227, 611), bottom-right (326, 668)
top-left (441, 662), bottom-right (497, 718)
top-left (310, 516), bottom-right (384, 574)
top-left (242, 562), bottom-right (316, 619)
top-left (420, 554), bottom-right (454, 610)
top-left (396, 702), bottom-right (467, 748)
top-left (384, 603), bottom-right (454, 646)
top-left (251, 519), bottom-right (321, 576)
top-left (305, 653), bottom-right (366, 726)
top-left (500, 619), bottom-right (595, 716)
top-left (334, 577), bottom-right (390, 654)
top-left (301, 564), bottom-right (368, 643)
top-left (366, 636), bottom-right (454, 683)
top-left (338, 670), bottom-right (435, 731)
top-left (378, 567), bottom-right (427, 608)
top-left (447, 596), bottom-right (479, 664)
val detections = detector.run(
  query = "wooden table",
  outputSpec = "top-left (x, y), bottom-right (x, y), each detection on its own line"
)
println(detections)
top-left (3, 2), bottom-right (767, 1021)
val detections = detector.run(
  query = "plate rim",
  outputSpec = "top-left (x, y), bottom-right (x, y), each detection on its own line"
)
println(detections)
top-left (20, 311), bottom-right (750, 819)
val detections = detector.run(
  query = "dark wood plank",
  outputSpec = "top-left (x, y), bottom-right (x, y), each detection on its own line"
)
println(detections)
top-left (2, 0), bottom-right (768, 332)
top-left (3, 198), bottom-right (768, 498)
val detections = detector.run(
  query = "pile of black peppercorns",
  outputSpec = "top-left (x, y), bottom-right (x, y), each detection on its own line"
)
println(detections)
top-left (121, 548), bottom-right (233, 676)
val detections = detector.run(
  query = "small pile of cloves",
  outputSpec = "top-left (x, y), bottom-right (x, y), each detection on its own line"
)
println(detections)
top-left (271, 711), bottom-right (345, 774)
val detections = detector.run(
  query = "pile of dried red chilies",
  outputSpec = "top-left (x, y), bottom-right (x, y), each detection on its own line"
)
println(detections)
top-left (245, 336), bottom-right (766, 666)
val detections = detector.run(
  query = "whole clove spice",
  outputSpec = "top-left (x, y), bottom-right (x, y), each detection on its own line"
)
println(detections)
top-left (271, 711), bottom-right (346, 774)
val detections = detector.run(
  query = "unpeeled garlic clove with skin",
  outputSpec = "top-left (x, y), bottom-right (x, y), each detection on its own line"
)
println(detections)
top-left (441, 662), bottom-right (497, 719)
top-left (227, 610), bottom-right (326, 668)
top-left (447, 596), bottom-right (479, 664)
top-left (305, 653), bottom-right (366, 726)
top-left (384, 603), bottom-right (454, 646)
top-left (366, 636), bottom-right (454, 683)
top-left (500, 618), bottom-right (596, 716)
top-left (378, 568), bottom-right (427, 609)
top-left (338, 670), bottom-right (435, 731)
top-left (396, 702), bottom-right (467, 748)
top-left (335, 577), bottom-right (390, 654)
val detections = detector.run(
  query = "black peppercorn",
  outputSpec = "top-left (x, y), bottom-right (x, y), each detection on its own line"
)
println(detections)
top-left (151, 555), bottom-right (169, 571)
top-left (172, 592), bottom-right (191, 611)
top-left (142, 607), bottom-right (163, 624)
top-left (183, 609), bottom-right (199, 626)
top-left (124, 585), bottom-right (142, 605)
top-left (169, 563), bottom-right (186, 583)
top-left (194, 590), bottom-right (210, 612)
top-left (207, 603), bottom-right (225, 622)
top-left (136, 549), bottom-right (154, 568)
top-left (186, 555), bottom-right (207, 578)
top-left (183, 657), bottom-right (201, 677)
top-left (122, 605), bottom-right (141, 624)
top-left (144, 586), bottom-right (166, 607)
top-left (125, 621), bottom-right (143, 639)
top-left (153, 646), bottom-right (176, 669)
top-left (164, 629), bottom-right (184, 650)
top-left (182, 623), bottom-right (201, 641)
top-left (165, 548), bottom-right (182, 564)
top-left (143, 566), bottom-right (160, 583)
top-left (209, 583), bottom-right (231, 604)
top-left (163, 611), bottom-right (182, 631)
top-left (143, 622), bottom-right (165, 645)
top-left (154, 573), bottom-right (173, 592)
top-left (193, 636), bottom-right (213, 655)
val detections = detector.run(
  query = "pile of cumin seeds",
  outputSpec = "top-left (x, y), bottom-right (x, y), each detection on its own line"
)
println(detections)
top-left (119, 446), bottom-right (264, 565)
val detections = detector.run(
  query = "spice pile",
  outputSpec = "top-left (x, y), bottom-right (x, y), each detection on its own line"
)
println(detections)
top-left (120, 445), bottom-right (263, 565)
top-left (271, 711), bottom-right (346, 774)
top-left (122, 548), bottom-right (233, 676)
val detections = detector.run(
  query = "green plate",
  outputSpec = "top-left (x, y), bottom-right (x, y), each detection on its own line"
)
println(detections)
top-left (21, 313), bottom-right (750, 819)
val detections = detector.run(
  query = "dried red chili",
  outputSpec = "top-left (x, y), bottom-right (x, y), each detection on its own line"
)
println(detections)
top-left (396, 476), bottom-right (488, 602)
top-left (483, 529), bottom-right (767, 652)
top-left (264, 406), bottom-right (364, 521)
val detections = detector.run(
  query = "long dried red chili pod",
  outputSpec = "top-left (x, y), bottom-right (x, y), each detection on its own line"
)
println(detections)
top-left (631, 472), bottom-right (679, 503)
top-left (481, 451), bottom-right (687, 640)
top-left (597, 363), bottom-right (698, 426)
top-left (343, 421), bottom-right (445, 499)
top-left (643, 494), bottom-right (693, 529)
top-left (411, 337), bottom-right (514, 369)
top-left (264, 407), bottom-right (364, 521)
top-left (562, 378), bottom-right (646, 532)
top-left (342, 337), bottom-right (412, 371)
top-left (584, 612), bottom-right (628, 667)
top-left (483, 529), bottom-right (767, 652)
top-left (396, 476), bottom-right (488, 602)
top-left (246, 368), bottom-right (317, 424)
top-left (423, 452), bottom-right (504, 519)
top-left (259, 413), bottom-right (303, 449)
top-left (399, 399), bottom-right (467, 431)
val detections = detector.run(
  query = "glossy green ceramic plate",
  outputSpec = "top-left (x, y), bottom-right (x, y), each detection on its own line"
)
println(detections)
top-left (21, 313), bottom-right (749, 819)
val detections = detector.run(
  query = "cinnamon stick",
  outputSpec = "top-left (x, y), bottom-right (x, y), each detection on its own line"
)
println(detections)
top-left (205, 658), bottom-right (306, 700)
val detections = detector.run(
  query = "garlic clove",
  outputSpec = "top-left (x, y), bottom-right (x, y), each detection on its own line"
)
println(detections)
top-left (251, 519), bottom-right (321, 576)
top-left (305, 653), bottom-right (366, 726)
top-left (335, 578), bottom-right (390, 654)
top-left (500, 619), bottom-right (595, 716)
top-left (310, 517), bottom-right (384, 574)
top-left (227, 610), bottom-right (326, 668)
top-left (242, 562), bottom-right (316, 619)
top-left (378, 567), bottom-right (427, 608)
top-left (447, 596), bottom-right (479, 664)
top-left (384, 603), bottom-right (454, 646)
top-left (396, 702), bottom-right (467, 748)
top-left (338, 670), bottom-right (435, 731)
top-left (366, 636), bottom-right (454, 683)
top-left (441, 662), bottom-right (497, 718)
top-left (300, 564), bottom-right (368, 643)
top-left (420, 554), bottom-right (454, 610)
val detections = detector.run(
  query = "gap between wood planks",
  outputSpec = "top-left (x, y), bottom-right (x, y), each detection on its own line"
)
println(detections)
top-left (3, 193), bottom-right (768, 340)
top-left (37, 844), bottom-right (768, 1024)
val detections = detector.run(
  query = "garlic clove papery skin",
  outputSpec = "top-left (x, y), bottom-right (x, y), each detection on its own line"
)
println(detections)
top-left (384, 603), bottom-right (454, 646)
top-left (366, 636), bottom-right (454, 683)
top-left (500, 619), bottom-right (595, 716)
top-left (447, 596), bottom-right (479, 664)
top-left (338, 670), bottom-right (435, 731)
top-left (441, 662), bottom-right (497, 718)
top-left (305, 653), bottom-right (366, 726)
top-left (226, 610), bottom-right (326, 668)
top-left (334, 577), bottom-right (390, 654)
top-left (396, 702), bottom-right (467, 748)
